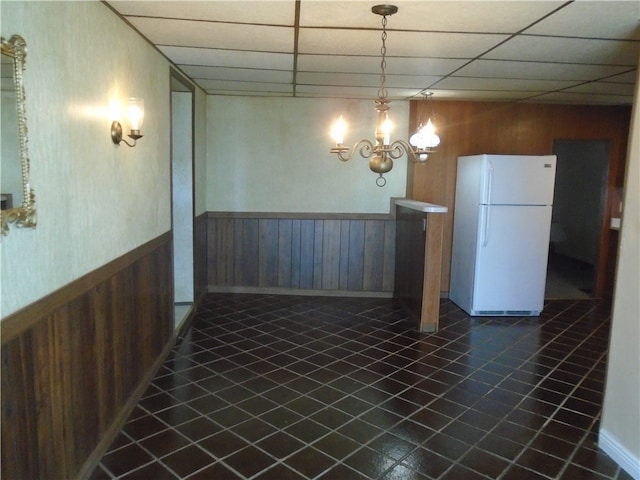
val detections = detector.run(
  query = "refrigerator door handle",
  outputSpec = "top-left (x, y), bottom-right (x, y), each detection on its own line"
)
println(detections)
top-left (481, 206), bottom-right (490, 247)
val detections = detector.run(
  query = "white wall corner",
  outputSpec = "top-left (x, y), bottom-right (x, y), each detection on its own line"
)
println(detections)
top-left (599, 429), bottom-right (640, 479)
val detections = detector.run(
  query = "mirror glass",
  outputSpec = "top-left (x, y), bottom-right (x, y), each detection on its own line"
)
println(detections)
top-left (1, 34), bottom-right (36, 235)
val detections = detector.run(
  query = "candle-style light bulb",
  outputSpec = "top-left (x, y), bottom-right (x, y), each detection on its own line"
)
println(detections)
top-left (382, 114), bottom-right (392, 145)
top-left (128, 98), bottom-right (144, 132)
top-left (424, 118), bottom-right (440, 148)
top-left (331, 115), bottom-right (346, 145)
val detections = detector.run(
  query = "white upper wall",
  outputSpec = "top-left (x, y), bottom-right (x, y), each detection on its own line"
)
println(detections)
top-left (1, 1), bottom-right (173, 317)
top-left (206, 96), bottom-right (408, 214)
top-left (194, 87), bottom-right (208, 216)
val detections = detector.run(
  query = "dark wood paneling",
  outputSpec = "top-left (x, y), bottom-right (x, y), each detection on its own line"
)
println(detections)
top-left (239, 219), bottom-right (259, 287)
top-left (394, 207), bottom-right (444, 331)
top-left (363, 220), bottom-right (385, 291)
top-left (322, 219), bottom-right (341, 290)
top-left (394, 208), bottom-right (426, 318)
top-left (298, 219), bottom-right (315, 289)
top-left (207, 213), bottom-right (395, 294)
top-left (278, 219), bottom-right (293, 288)
top-left (408, 101), bottom-right (631, 297)
top-left (313, 220), bottom-right (324, 289)
top-left (1, 234), bottom-right (173, 480)
top-left (259, 219), bottom-right (280, 287)
top-left (339, 220), bottom-right (350, 290)
top-left (347, 220), bottom-right (365, 291)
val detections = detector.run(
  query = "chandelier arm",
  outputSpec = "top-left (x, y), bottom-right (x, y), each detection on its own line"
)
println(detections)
top-left (388, 140), bottom-right (432, 163)
top-left (387, 140), bottom-right (413, 159)
top-left (331, 139), bottom-right (376, 162)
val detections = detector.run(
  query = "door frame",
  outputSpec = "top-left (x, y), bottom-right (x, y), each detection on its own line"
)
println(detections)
top-left (170, 67), bottom-right (196, 331)
top-left (551, 138), bottom-right (612, 298)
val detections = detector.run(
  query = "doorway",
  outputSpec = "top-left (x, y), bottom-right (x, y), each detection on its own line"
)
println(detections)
top-left (170, 69), bottom-right (195, 330)
top-left (546, 139), bottom-right (610, 299)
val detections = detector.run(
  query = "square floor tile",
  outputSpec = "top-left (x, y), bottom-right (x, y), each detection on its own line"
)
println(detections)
top-left (93, 295), bottom-right (617, 480)
top-left (160, 445), bottom-right (216, 477)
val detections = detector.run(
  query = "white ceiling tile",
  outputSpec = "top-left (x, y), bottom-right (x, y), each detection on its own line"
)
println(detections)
top-left (297, 55), bottom-right (384, 75)
top-left (605, 70), bottom-right (639, 84)
top-left (484, 36), bottom-right (640, 66)
top-left (113, 1), bottom-right (296, 25)
top-left (435, 76), bottom-right (580, 92)
top-left (525, 1), bottom-right (640, 40)
top-left (428, 89), bottom-right (544, 101)
top-left (159, 46), bottom-right (293, 70)
top-left (181, 65), bottom-right (292, 84)
top-left (295, 84), bottom-right (379, 99)
top-left (297, 55), bottom-right (468, 76)
top-left (297, 72), bottom-right (381, 88)
top-left (197, 79), bottom-right (293, 94)
top-left (297, 72), bottom-right (442, 90)
top-left (532, 91), bottom-right (634, 105)
top-left (206, 90), bottom-right (292, 97)
top-left (299, 1), bottom-right (566, 33)
top-left (296, 84), bottom-right (420, 100)
top-left (563, 81), bottom-right (635, 96)
top-left (299, 29), bottom-right (509, 58)
top-left (455, 60), bottom-right (634, 81)
top-left (128, 17), bottom-right (293, 51)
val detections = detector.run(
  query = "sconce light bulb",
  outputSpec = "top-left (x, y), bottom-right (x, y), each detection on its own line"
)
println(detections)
top-left (128, 97), bottom-right (144, 131)
top-left (331, 115), bottom-right (346, 144)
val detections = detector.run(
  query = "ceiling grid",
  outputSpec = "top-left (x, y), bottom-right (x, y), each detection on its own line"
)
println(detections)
top-left (108, 0), bottom-right (640, 104)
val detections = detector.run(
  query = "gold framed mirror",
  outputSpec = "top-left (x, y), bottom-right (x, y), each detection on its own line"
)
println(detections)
top-left (1, 34), bottom-right (36, 236)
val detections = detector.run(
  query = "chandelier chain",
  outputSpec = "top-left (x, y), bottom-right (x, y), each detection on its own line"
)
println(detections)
top-left (378, 15), bottom-right (388, 100)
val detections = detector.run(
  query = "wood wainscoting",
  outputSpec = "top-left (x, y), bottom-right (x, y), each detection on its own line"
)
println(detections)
top-left (1, 233), bottom-right (174, 480)
top-left (207, 212), bottom-right (396, 295)
top-left (195, 212), bottom-right (209, 301)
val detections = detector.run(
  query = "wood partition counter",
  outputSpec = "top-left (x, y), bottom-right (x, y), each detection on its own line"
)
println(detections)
top-left (394, 199), bottom-right (448, 332)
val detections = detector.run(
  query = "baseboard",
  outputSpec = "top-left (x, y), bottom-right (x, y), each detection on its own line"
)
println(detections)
top-left (599, 429), bottom-right (640, 479)
top-left (207, 285), bottom-right (393, 298)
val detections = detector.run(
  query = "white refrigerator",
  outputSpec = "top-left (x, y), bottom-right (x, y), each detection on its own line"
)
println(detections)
top-left (449, 154), bottom-right (557, 316)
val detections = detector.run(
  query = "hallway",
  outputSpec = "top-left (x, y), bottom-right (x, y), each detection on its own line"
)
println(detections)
top-left (91, 294), bottom-right (629, 479)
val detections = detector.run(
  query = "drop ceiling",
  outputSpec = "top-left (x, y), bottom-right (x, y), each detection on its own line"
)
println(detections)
top-left (107, 0), bottom-right (640, 104)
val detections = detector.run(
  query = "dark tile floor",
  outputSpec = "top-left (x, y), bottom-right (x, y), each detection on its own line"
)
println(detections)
top-left (91, 294), bottom-right (632, 480)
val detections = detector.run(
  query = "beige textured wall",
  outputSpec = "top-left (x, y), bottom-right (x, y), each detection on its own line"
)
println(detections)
top-left (1, 1), bottom-right (172, 317)
top-left (206, 95), bottom-right (409, 214)
top-left (599, 60), bottom-right (640, 477)
top-left (194, 87), bottom-right (208, 216)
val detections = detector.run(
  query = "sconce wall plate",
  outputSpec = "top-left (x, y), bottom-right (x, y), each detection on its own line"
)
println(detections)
top-left (111, 120), bottom-right (143, 147)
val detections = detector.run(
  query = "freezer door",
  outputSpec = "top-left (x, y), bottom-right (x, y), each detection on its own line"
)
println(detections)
top-left (472, 205), bottom-right (552, 314)
top-left (481, 155), bottom-right (556, 206)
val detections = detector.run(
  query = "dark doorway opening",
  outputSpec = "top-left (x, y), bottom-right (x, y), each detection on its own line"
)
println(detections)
top-left (546, 139), bottom-right (610, 299)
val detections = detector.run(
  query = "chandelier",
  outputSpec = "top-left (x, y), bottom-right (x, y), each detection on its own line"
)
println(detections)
top-left (330, 4), bottom-right (440, 187)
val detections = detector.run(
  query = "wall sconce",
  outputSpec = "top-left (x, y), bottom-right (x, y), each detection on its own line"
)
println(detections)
top-left (111, 97), bottom-right (144, 147)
